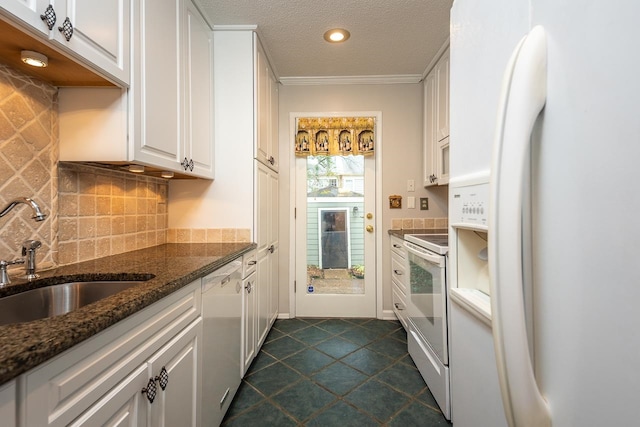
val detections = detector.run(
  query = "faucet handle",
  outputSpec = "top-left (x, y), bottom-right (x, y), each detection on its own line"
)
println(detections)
top-left (0, 259), bottom-right (26, 287)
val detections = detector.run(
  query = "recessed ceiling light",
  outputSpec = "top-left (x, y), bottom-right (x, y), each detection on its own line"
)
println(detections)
top-left (21, 50), bottom-right (48, 68)
top-left (324, 28), bottom-right (350, 43)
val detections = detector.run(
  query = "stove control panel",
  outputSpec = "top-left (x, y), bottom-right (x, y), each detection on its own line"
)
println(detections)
top-left (450, 181), bottom-right (489, 229)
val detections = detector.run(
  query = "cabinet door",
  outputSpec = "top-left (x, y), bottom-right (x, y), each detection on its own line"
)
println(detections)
top-left (0, 381), bottom-right (15, 427)
top-left (148, 319), bottom-right (202, 427)
top-left (269, 67), bottom-right (279, 171)
top-left (69, 365), bottom-right (148, 427)
top-left (437, 136), bottom-right (450, 185)
top-left (436, 49), bottom-right (450, 142)
top-left (269, 171), bottom-right (279, 324)
top-left (242, 272), bottom-right (257, 376)
top-left (132, 0), bottom-right (182, 171)
top-left (183, 0), bottom-right (214, 178)
top-left (423, 71), bottom-right (438, 186)
top-left (53, 0), bottom-right (130, 85)
top-left (255, 39), bottom-right (271, 167)
top-left (0, 0), bottom-right (51, 35)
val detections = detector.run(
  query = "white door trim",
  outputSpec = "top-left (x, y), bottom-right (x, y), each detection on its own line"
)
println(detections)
top-left (288, 111), bottom-right (383, 319)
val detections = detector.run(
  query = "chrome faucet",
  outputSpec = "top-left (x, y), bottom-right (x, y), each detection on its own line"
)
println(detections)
top-left (0, 259), bottom-right (25, 287)
top-left (22, 240), bottom-right (42, 280)
top-left (0, 197), bottom-right (47, 222)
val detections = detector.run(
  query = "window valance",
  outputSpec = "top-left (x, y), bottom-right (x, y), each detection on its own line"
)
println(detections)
top-left (295, 117), bottom-right (375, 157)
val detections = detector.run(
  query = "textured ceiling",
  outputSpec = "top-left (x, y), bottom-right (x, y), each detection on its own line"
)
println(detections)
top-left (194, 0), bottom-right (453, 80)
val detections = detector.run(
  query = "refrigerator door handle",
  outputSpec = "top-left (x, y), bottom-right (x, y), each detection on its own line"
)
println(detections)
top-left (489, 25), bottom-right (551, 427)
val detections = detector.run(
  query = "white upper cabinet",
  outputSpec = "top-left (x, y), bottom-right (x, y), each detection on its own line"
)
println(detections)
top-left (182, 0), bottom-right (215, 178)
top-left (436, 49), bottom-right (450, 142)
top-left (255, 37), bottom-right (279, 172)
top-left (424, 46), bottom-right (450, 187)
top-left (58, 0), bottom-right (214, 179)
top-left (0, 0), bottom-right (130, 86)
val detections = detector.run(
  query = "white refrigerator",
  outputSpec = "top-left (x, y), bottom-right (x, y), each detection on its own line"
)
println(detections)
top-left (448, 0), bottom-right (640, 426)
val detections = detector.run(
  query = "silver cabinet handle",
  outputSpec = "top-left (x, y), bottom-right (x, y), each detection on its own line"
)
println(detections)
top-left (268, 156), bottom-right (275, 165)
top-left (393, 244), bottom-right (402, 248)
top-left (245, 282), bottom-right (253, 293)
top-left (393, 269), bottom-right (403, 275)
top-left (268, 245), bottom-right (275, 254)
top-left (394, 303), bottom-right (404, 310)
top-left (248, 260), bottom-right (257, 266)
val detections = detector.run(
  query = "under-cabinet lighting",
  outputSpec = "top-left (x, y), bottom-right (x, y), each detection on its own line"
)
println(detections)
top-left (161, 171), bottom-right (174, 178)
top-left (21, 50), bottom-right (48, 68)
top-left (128, 165), bottom-right (145, 173)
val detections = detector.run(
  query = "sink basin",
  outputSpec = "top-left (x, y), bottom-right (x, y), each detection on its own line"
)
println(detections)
top-left (0, 281), bottom-right (145, 326)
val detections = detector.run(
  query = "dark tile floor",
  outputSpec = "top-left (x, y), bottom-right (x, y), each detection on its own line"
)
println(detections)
top-left (221, 318), bottom-right (450, 426)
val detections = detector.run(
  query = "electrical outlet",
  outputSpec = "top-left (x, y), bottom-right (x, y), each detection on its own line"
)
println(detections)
top-left (420, 198), bottom-right (429, 210)
top-left (407, 179), bottom-right (415, 192)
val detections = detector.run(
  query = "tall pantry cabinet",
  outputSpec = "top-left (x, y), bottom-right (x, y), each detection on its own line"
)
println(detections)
top-left (213, 28), bottom-right (279, 375)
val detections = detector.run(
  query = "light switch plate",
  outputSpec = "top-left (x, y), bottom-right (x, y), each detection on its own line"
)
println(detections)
top-left (407, 196), bottom-right (415, 209)
top-left (407, 179), bottom-right (415, 192)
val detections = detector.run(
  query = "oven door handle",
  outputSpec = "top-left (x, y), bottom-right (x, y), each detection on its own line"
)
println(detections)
top-left (403, 242), bottom-right (444, 265)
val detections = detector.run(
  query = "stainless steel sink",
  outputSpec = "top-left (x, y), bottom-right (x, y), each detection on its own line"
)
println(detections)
top-left (0, 281), bottom-right (144, 326)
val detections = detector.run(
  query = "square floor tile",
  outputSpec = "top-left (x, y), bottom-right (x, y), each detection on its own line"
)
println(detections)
top-left (299, 318), bottom-right (327, 324)
top-left (313, 362), bottom-right (368, 395)
top-left (340, 326), bottom-right (381, 346)
top-left (345, 379), bottom-right (410, 422)
top-left (246, 351), bottom-right (277, 375)
top-left (273, 318), bottom-right (310, 334)
top-left (361, 319), bottom-right (402, 336)
top-left (261, 335), bottom-right (306, 359)
top-left (291, 326), bottom-right (333, 345)
top-left (306, 401), bottom-right (380, 427)
top-left (224, 382), bottom-right (264, 419)
top-left (376, 362), bottom-right (427, 396)
top-left (222, 401), bottom-right (298, 427)
top-left (344, 318), bottom-right (372, 325)
top-left (389, 327), bottom-right (407, 344)
top-left (314, 336), bottom-right (360, 359)
top-left (342, 348), bottom-right (395, 375)
top-left (245, 362), bottom-right (301, 396)
top-left (417, 388), bottom-right (440, 410)
top-left (399, 353), bottom-right (418, 368)
top-left (283, 348), bottom-right (334, 375)
top-left (316, 319), bottom-right (356, 334)
top-left (388, 400), bottom-right (449, 427)
top-left (366, 336), bottom-right (409, 359)
top-left (272, 379), bottom-right (337, 422)
top-left (264, 327), bottom-right (285, 343)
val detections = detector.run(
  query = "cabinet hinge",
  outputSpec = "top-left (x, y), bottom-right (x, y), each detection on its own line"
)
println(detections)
top-left (294, 280), bottom-right (296, 293)
top-left (294, 207), bottom-right (296, 219)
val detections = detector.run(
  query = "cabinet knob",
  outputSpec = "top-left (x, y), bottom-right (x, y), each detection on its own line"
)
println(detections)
top-left (141, 378), bottom-right (158, 404)
top-left (58, 17), bottom-right (74, 41)
top-left (40, 5), bottom-right (56, 30)
top-left (155, 366), bottom-right (169, 391)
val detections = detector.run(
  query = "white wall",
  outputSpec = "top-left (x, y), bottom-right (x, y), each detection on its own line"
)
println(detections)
top-left (278, 83), bottom-right (448, 316)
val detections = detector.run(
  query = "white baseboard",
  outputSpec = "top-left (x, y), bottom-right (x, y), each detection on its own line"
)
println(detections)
top-left (381, 309), bottom-right (398, 321)
top-left (277, 312), bottom-right (291, 319)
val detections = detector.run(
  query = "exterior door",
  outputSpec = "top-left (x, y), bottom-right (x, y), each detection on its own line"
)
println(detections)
top-left (295, 153), bottom-right (376, 317)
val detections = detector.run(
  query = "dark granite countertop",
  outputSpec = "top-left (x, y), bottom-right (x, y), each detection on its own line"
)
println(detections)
top-left (0, 242), bottom-right (255, 385)
top-left (388, 228), bottom-right (448, 239)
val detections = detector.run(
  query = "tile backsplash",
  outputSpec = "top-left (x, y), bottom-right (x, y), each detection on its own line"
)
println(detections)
top-left (57, 163), bottom-right (169, 265)
top-left (391, 217), bottom-right (448, 230)
top-left (0, 62), bottom-right (56, 267)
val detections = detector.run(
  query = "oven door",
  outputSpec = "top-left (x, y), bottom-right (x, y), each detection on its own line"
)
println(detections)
top-left (404, 241), bottom-right (448, 364)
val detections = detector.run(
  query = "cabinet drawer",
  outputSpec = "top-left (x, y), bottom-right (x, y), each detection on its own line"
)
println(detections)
top-left (391, 253), bottom-right (407, 292)
top-left (22, 280), bottom-right (201, 427)
top-left (390, 236), bottom-right (406, 259)
top-left (243, 250), bottom-right (257, 278)
top-left (392, 283), bottom-right (408, 330)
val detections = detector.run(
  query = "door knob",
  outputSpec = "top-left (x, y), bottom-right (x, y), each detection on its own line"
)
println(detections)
top-left (366, 225), bottom-right (374, 233)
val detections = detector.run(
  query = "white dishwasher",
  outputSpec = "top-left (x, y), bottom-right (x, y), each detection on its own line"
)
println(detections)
top-left (201, 258), bottom-right (242, 427)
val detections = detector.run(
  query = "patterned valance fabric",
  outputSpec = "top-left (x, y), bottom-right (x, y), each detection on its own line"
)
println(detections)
top-left (295, 117), bottom-right (375, 157)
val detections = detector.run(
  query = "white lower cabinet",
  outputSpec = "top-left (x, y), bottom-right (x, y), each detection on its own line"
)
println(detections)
top-left (19, 280), bottom-right (202, 427)
top-left (242, 271), bottom-right (257, 376)
top-left (0, 380), bottom-right (16, 427)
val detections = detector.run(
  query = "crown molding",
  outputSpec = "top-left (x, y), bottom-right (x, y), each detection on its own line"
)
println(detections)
top-left (279, 74), bottom-right (423, 86)
top-left (422, 38), bottom-right (450, 80)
